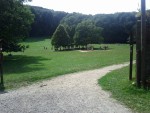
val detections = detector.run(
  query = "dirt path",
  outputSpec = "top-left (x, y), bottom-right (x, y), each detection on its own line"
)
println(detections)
top-left (0, 63), bottom-right (133, 113)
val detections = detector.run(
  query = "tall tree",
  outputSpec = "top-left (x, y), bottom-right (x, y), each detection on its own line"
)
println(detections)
top-left (0, 0), bottom-right (34, 52)
top-left (74, 20), bottom-right (103, 47)
top-left (51, 25), bottom-right (70, 50)
top-left (60, 13), bottom-right (91, 39)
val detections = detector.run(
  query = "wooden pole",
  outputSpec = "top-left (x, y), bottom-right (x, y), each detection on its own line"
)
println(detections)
top-left (129, 32), bottom-right (133, 80)
top-left (141, 0), bottom-right (147, 89)
top-left (0, 59), bottom-right (3, 87)
top-left (0, 40), bottom-right (4, 89)
top-left (136, 21), bottom-right (142, 87)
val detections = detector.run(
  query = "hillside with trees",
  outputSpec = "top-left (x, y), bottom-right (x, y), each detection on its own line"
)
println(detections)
top-left (93, 13), bottom-right (136, 43)
top-left (29, 6), bottom-right (68, 37)
top-left (29, 7), bottom-right (136, 45)
top-left (51, 13), bottom-right (103, 50)
top-left (51, 12), bottom-right (136, 50)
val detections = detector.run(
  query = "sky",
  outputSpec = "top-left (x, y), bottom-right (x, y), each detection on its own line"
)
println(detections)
top-left (26, 0), bottom-right (150, 15)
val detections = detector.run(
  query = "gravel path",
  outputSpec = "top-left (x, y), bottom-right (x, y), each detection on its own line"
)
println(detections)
top-left (0, 63), bottom-right (133, 113)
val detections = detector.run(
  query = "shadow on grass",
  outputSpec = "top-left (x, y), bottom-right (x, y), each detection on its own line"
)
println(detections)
top-left (24, 37), bottom-right (49, 43)
top-left (4, 55), bottom-right (50, 74)
top-left (0, 84), bottom-right (6, 93)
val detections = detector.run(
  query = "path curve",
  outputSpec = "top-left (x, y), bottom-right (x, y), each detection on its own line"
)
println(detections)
top-left (0, 63), bottom-right (133, 113)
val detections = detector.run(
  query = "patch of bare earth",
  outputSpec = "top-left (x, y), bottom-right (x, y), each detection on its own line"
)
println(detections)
top-left (78, 50), bottom-right (92, 52)
top-left (0, 63), bottom-right (133, 113)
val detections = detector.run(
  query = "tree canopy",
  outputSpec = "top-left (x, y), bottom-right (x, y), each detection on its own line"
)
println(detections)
top-left (25, 6), bottom-right (137, 44)
top-left (74, 20), bottom-right (103, 47)
top-left (51, 24), bottom-right (70, 50)
top-left (0, 0), bottom-right (34, 52)
top-left (29, 6), bottom-right (67, 37)
top-left (93, 12), bottom-right (136, 43)
top-left (50, 12), bottom-right (136, 50)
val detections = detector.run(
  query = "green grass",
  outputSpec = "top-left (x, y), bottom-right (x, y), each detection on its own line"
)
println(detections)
top-left (99, 65), bottom-right (150, 113)
top-left (3, 38), bottom-right (134, 90)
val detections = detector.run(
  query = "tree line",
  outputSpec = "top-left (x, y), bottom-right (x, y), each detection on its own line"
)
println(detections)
top-left (51, 12), bottom-right (136, 50)
top-left (29, 6), bottom-right (67, 37)
top-left (0, 1), bottom-right (137, 52)
top-left (51, 14), bottom-right (103, 50)
top-left (29, 7), bottom-right (136, 45)
top-left (30, 6), bottom-right (137, 43)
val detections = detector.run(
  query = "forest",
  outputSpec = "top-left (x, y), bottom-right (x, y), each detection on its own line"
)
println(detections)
top-left (29, 6), bottom-right (136, 44)
top-left (29, 6), bottom-right (136, 50)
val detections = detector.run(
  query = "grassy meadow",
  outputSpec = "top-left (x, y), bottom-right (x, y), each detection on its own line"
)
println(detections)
top-left (99, 65), bottom-right (150, 113)
top-left (3, 38), bottom-right (134, 89)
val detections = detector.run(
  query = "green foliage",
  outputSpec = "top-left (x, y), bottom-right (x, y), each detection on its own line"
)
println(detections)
top-left (29, 6), bottom-right (67, 37)
top-left (58, 12), bottom-right (136, 45)
top-left (0, 0), bottom-right (34, 52)
top-left (3, 38), bottom-right (133, 90)
top-left (93, 12), bottom-right (136, 43)
top-left (53, 13), bottom-right (103, 49)
top-left (27, 7), bottom-right (136, 44)
top-left (99, 66), bottom-right (150, 113)
top-left (118, 13), bottom-right (136, 33)
top-left (60, 13), bottom-right (90, 27)
top-left (52, 20), bottom-right (103, 50)
top-left (51, 25), bottom-right (70, 49)
top-left (74, 20), bottom-right (103, 47)
top-left (60, 13), bottom-right (91, 39)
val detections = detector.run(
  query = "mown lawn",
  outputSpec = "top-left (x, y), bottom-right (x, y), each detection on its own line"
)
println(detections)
top-left (3, 38), bottom-right (134, 89)
top-left (99, 65), bottom-right (150, 113)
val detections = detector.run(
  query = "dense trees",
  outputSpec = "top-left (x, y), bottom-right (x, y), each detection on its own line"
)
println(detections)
top-left (52, 16), bottom-right (103, 50)
top-left (0, 0), bottom-right (34, 52)
top-left (51, 12), bottom-right (136, 50)
top-left (27, 6), bottom-right (136, 45)
top-left (0, 3), bottom-right (67, 52)
top-left (29, 6), bottom-right (67, 37)
top-left (51, 25), bottom-right (70, 50)
top-left (74, 20), bottom-right (103, 47)
top-left (60, 13), bottom-right (91, 38)
top-left (93, 12), bottom-right (136, 43)
top-left (29, 6), bottom-right (54, 37)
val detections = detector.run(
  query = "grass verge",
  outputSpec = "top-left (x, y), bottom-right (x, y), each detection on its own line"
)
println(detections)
top-left (99, 65), bottom-right (150, 113)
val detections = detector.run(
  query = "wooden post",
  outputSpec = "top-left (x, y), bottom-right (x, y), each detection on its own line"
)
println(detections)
top-left (0, 40), bottom-right (4, 89)
top-left (0, 55), bottom-right (3, 87)
top-left (129, 32), bottom-right (134, 80)
top-left (141, 0), bottom-right (147, 89)
top-left (136, 21), bottom-right (142, 87)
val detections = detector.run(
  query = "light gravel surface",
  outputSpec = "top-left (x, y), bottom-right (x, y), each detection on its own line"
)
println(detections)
top-left (0, 63), bottom-right (133, 113)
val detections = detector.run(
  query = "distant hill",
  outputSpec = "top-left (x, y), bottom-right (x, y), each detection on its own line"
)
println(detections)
top-left (29, 6), bottom-right (137, 43)
top-left (29, 6), bottom-right (68, 37)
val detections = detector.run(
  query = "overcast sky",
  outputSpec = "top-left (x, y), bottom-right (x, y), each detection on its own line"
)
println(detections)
top-left (26, 0), bottom-right (149, 15)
